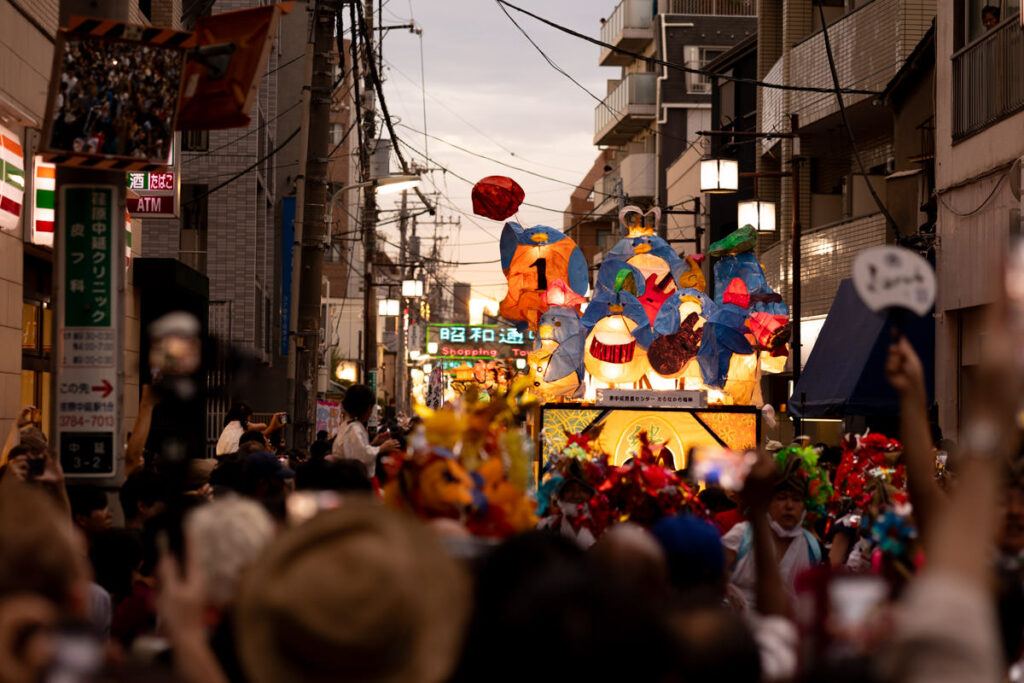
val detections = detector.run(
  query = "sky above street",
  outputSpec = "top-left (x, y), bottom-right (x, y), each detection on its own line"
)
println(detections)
top-left (378, 0), bottom-right (618, 300)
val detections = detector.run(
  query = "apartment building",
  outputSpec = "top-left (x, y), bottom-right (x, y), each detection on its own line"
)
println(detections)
top-left (578, 0), bottom-right (755, 252)
top-left (933, 0), bottom-right (1023, 435)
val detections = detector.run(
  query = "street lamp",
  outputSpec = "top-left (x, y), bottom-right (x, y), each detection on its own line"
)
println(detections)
top-left (737, 199), bottom-right (777, 232)
top-left (378, 298), bottom-right (400, 317)
top-left (402, 279), bottom-right (424, 297)
top-left (699, 158), bottom-right (739, 193)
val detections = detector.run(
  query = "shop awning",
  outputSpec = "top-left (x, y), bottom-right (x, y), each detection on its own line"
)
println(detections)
top-left (789, 279), bottom-right (933, 418)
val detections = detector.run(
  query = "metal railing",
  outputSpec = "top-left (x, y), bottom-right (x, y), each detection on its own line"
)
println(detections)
top-left (659, 0), bottom-right (756, 16)
top-left (601, 0), bottom-right (654, 46)
top-left (953, 17), bottom-right (1024, 141)
top-left (594, 73), bottom-right (658, 139)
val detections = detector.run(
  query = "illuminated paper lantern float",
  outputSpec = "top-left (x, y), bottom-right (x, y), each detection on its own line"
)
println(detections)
top-left (593, 259), bottom-right (644, 298)
top-left (581, 276), bottom-right (653, 385)
top-left (527, 306), bottom-right (586, 400)
top-left (606, 206), bottom-right (686, 299)
top-left (647, 288), bottom-right (712, 379)
top-left (498, 222), bottom-right (589, 331)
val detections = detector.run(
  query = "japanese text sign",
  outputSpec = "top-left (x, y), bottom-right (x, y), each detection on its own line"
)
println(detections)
top-left (426, 324), bottom-right (535, 359)
top-left (58, 185), bottom-right (122, 478)
top-left (852, 246), bottom-right (935, 316)
top-left (64, 188), bottom-right (113, 327)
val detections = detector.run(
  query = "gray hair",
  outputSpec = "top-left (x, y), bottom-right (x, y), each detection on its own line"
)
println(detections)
top-left (185, 496), bottom-right (275, 607)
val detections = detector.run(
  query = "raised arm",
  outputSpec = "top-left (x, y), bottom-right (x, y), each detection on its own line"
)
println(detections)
top-left (125, 385), bottom-right (159, 477)
top-left (885, 337), bottom-right (945, 544)
top-left (744, 453), bottom-right (789, 617)
top-left (0, 407), bottom-right (35, 466)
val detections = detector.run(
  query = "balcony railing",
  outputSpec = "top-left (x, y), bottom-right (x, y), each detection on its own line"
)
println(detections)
top-left (594, 73), bottom-right (658, 146)
top-left (658, 0), bottom-right (756, 16)
top-left (953, 17), bottom-right (1024, 141)
top-left (599, 0), bottom-right (655, 66)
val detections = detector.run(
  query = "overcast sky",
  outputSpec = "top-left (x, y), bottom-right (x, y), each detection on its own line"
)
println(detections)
top-left (377, 0), bottom-right (618, 300)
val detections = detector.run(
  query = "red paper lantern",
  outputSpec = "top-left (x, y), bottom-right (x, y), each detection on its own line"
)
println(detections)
top-left (472, 176), bottom-right (525, 221)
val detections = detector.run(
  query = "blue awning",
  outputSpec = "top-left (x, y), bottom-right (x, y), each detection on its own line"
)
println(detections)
top-left (789, 279), bottom-right (934, 418)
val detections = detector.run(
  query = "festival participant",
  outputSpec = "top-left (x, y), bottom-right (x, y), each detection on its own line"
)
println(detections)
top-left (330, 384), bottom-right (399, 477)
top-left (722, 447), bottom-right (829, 607)
top-left (215, 403), bottom-right (284, 457)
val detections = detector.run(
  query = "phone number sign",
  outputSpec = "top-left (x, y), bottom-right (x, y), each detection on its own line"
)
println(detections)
top-left (426, 324), bottom-right (535, 359)
top-left (58, 186), bottom-right (121, 478)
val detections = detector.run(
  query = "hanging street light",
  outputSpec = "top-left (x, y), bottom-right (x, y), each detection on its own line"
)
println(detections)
top-left (699, 158), bottom-right (739, 193)
top-left (738, 199), bottom-right (777, 232)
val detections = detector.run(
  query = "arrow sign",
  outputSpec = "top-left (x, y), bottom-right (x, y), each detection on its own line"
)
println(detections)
top-left (92, 379), bottom-right (114, 399)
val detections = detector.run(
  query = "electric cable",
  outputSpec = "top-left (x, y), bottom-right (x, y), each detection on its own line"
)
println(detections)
top-left (182, 127), bottom-right (301, 207)
top-left (815, 1), bottom-right (899, 230)
top-left (495, 0), bottom-right (884, 96)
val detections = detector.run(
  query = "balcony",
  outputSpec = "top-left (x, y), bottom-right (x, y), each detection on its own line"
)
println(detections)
top-left (594, 73), bottom-right (657, 146)
top-left (657, 0), bottom-right (756, 16)
top-left (953, 17), bottom-right (1024, 141)
top-left (599, 0), bottom-right (655, 67)
top-left (620, 152), bottom-right (656, 199)
top-left (786, 0), bottom-right (935, 129)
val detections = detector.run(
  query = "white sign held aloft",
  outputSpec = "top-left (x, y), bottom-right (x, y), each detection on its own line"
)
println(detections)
top-left (852, 246), bottom-right (936, 316)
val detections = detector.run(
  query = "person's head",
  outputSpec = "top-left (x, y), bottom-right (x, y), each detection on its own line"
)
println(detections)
top-left (118, 469), bottom-right (171, 527)
top-left (983, 4), bottom-right (1001, 28)
top-left (239, 429), bottom-right (268, 450)
top-left (234, 500), bottom-right (469, 683)
top-left (769, 488), bottom-right (806, 530)
top-left (651, 514), bottom-right (727, 595)
top-left (0, 483), bottom-right (89, 682)
top-left (295, 458), bottom-right (372, 494)
top-left (68, 486), bottom-right (113, 537)
top-left (456, 531), bottom-right (683, 681)
top-left (184, 496), bottom-right (275, 610)
top-left (342, 385), bottom-right (376, 422)
top-left (224, 402), bottom-right (253, 428)
top-left (590, 523), bottom-right (670, 598)
top-left (89, 528), bottom-right (144, 599)
top-left (316, 430), bottom-right (329, 442)
top-left (669, 601), bottom-right (761, 682)
top-left (238, 451), bottom-right (295, 502)
top-left (310, 439), bottom-right (332, 461)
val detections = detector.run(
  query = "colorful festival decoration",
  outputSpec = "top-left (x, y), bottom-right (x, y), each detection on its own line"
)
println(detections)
top-left (498, 222), bottom-right (588, 331)
top-left (383, 379), bottom-right (538, 539)
top-left (527, 306), bottom-right (586, 401)
top-left (773, 445), bottom-right (834, 522)
top-left (484, 177), bottom-right (791, 407)
top-left (471, 175), bottom-right (525, 221)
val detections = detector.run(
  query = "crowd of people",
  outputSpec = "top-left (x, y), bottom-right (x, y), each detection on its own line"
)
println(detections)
top-left (49, 39), bottom-right (181, 160)
top-left (0, 296), bottom-right (1022, 683)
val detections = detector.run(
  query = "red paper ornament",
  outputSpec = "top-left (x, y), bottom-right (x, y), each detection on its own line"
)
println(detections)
top-left (472, 175), bottom-right (525, 220)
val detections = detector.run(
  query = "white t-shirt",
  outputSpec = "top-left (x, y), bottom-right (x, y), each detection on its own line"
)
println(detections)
top-left (215, 420), bottom-right (245, 456)
top-left (722, 520), bottom-right (817, 608)
top-left (330, 420), bottom-right (379, 477)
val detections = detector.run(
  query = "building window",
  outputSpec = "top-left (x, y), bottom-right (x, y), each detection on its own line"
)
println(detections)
top-left (952, 0), bottom-right (1024, 139)
top-left (180, 184), bottom-right (208, 274)
top-left (959, 0), bottom-right (1021, 47)
top-left (684, 47), bottom-right (727, 94)
top-left (21, 299), bottom-right (52, 432)
top-left (182, 130), bottom-right (209, 152)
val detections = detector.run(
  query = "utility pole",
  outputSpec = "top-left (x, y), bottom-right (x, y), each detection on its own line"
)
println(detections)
top-left (396, 189), bottom-right (408, 414)
top-left (360, 0), bottom-right (379, 393)
top-left (293, 0), bottom-right (336, 448)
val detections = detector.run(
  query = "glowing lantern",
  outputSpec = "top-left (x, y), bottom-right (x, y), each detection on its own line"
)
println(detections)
top-left (605, 206), bottom-right (686, 292)
top-left (499, 222), bottom-right (589, 331)
top-left (527, 306), bottom-right (585, 400)
top-left (647, 290), bottom-right (708, 379)
top-left (581, 287), bottom-right (651, 385)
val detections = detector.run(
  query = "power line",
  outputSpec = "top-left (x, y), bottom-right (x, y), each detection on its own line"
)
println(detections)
top-left (183, 127), bottom-right (301, 207)
top-left (495, 0), bottom-right (884, 97)
top-left (396, 122), bottom-right (616, 196)
top-left (815, 1), bottom-right (898, 230)
top-left (182, 99), bottom-right (302, 166)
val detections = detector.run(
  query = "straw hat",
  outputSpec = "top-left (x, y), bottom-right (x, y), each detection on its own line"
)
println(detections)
top-left (234, 500), bottom-right (470, 683)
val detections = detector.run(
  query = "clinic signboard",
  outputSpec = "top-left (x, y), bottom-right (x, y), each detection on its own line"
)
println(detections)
top-left (426, 323), bottom-right (535, 360)
top-left (56, 186), bottom-right (123, 478)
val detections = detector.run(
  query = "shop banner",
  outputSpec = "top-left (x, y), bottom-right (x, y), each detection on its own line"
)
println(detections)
top-left (316, 400), bottom-right (342, 438)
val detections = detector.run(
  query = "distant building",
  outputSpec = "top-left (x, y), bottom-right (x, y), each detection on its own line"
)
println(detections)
top-left (453, 282), bottom-right (471, 323)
